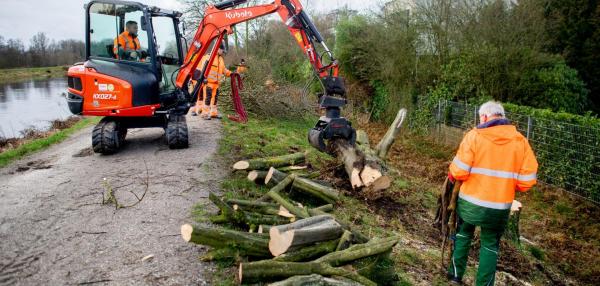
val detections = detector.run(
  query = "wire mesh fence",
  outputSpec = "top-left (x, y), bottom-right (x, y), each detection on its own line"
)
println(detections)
top-left (413, 99), bottom-right (600, 205)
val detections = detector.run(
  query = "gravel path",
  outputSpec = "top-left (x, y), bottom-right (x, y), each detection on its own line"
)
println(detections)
top-left (0, 116), bottom-right (223, 285)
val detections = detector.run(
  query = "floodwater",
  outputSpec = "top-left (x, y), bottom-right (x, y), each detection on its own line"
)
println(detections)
top-left (0, 78), bottom-right (72, 138)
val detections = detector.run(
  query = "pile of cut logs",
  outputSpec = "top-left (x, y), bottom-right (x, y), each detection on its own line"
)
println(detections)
top-left (181, 109), bottom-right (408, 285)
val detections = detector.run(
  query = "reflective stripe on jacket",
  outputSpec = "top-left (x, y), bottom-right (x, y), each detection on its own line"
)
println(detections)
top-left (449, 121), bottom-right (538, 210)
top-left (113, 31), bottom-right (140, 55)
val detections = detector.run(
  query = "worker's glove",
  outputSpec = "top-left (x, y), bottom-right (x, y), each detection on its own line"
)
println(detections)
top-left (447, 171), bottom-right (456, 183)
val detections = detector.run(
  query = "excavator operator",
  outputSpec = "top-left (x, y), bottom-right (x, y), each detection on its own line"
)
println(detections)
top-left (113, 21), bottom-right (146, 61)
top-left (191, 42), bottom-right (231, 119)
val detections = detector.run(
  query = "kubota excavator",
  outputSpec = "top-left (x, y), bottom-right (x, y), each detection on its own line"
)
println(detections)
top-left (66, 0), bottom-right (355, 154)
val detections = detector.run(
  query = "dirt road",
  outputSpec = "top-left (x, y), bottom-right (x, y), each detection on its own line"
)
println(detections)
top-left (0, 116), bottom-right (223, 285)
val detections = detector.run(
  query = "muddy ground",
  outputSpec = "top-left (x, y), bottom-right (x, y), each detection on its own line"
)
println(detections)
top-left (0, 116), bottom-right (223, 285)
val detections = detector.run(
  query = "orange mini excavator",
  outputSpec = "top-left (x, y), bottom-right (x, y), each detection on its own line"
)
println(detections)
top-left (67, 0), bottom-right (355, 154)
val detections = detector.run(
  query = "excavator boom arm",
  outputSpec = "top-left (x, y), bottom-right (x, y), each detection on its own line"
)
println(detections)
top-left (175, 0), bottom-right (339, 93)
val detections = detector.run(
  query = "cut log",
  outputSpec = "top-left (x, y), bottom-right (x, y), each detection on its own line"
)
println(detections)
top-left (315, 236), bottom-right (401, 267)
top-left (266, 175), bottom-right (310, 219)
top-left (225, 199), bottom-right (279, 209)
top-left (269, 215), bottom-right (343, 256)
top-left (278, 165), bottom-right (308, 172)
top-left (269, 274), bottom-right (363, 286)
top-left (200, 248), bottom-right (241, 262)
top-left (238, 260), bottom-right (376, 286)
top-left (292, 176), bottom-right (340, 204)
top-left (265, 167), bottom-right (289, 186)
top-left (247, 170), bottom-right (268, 183)
top-left (181, 224), bottom-right (271, 257)
top-left (267, 167), bottom-right (339, 203)
top-left (375, 108), bottom-right (407, 159)
top-left (273, 239), bottom-right (340, 262)
top-left (233, 152), bottom-right (306, 170)
top-left (307, 209), bottom-right (369, 243)
top-left (335, 230), bottom-right (353, 251)
top-left (278, 206), bottom-right (296, 218)
top-left (333, 140), bottom-right (364, 189)
top-left (354, 130), bottom-right (385, 187)
top-left (210, 193), bottom-right (290, 225)
top-left (314, 204), bottom-right (334, 213)
top-left (258, 225), bottom-right (272, 234)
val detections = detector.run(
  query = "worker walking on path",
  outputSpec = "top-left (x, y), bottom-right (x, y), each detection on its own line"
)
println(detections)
top-left (192, 43), bottom-right (231, 119)
top-left (447, 101), bottom-right (538, 285)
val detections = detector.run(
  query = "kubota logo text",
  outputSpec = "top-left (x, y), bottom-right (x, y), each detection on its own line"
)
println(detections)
top-left (225, 10), bottom-right (252, 19)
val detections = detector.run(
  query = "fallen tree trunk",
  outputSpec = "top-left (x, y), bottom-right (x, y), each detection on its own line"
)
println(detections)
top-left (374, 108), bottom-right (407, 159)
top-left (273, 239), bottom-right (340, 262)
top-left (354, 130), bottom-right (384, 187)
top-left (332, 139), bottom-right (364, 189)
top-left (233, 152), bottom-right (306, 170)
top-left (238, 260), bottom-right (376, 286)
top-left (269, 274), bottom-right (363, 286)
top-left (269, 215), bottom-right (343, 256)
top-left (330, 108), bottom-right (406, 191)
top-left (181, 224), bottom-right (271, 257)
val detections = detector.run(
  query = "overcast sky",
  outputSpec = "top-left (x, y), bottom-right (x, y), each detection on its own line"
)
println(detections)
top-left (0, 0), bottom-right (382, 46)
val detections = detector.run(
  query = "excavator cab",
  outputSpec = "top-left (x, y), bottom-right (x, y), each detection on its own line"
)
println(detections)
top-left (67, 0), bottom-right (190, 154)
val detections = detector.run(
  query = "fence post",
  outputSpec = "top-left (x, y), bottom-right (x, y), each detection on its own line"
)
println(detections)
top-left (526, 116), bottom-right (532, 139)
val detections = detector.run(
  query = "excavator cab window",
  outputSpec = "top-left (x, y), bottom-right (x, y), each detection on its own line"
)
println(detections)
top-left (152, 16), bottom-right (182, 93)
top-left (88, 2), bottom-right (149, 63)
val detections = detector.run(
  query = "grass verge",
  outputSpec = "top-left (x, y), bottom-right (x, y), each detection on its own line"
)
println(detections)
top-left (0, 66), bottom-right (68, 83)
top-left (0, 117), bottom-right (99, 168)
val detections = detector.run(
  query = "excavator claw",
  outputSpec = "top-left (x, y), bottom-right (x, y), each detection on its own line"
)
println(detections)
top-left (308, 95), bottom-right (356, 153)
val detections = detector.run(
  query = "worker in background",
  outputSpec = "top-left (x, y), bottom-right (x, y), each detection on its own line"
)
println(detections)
top-left (191, 43), bottom-right (231, 119)
top-left (113, 21), bottom-right (145, 61)
top-left (447, 101), bottom-right (538, 285)
top-left (236, 59), bottom-right (248, 74)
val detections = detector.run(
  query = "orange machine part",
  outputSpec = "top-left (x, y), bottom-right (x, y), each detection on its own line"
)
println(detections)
top-left (68, 65), bottom-right (160, 117)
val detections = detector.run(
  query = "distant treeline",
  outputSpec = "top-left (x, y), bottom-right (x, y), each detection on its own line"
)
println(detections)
top-left (0, 32), bottom-right (84, 69)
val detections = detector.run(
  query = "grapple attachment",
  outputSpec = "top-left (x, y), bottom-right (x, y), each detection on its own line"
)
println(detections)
top-left (308, 95), bottom-right (356, 153)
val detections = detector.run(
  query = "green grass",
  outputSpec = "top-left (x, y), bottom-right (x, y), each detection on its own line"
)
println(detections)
top-left (0, 117), bottom-right (99, 168)
top-left (0, 66), bottom-right (68, 83)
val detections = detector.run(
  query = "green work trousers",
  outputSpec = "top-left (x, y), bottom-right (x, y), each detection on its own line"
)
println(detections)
top-left (448, 216), bottom-right (504, 285)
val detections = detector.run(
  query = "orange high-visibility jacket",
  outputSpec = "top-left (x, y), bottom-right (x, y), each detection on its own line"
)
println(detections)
top-left (449, 124), bottom-right (538, 210)
top-left (113, 31), bottom-right (141, 56)
top-left (236, 65), bottom-right (247, 74)
top-left (199, 54), bottom-right (231, 86)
